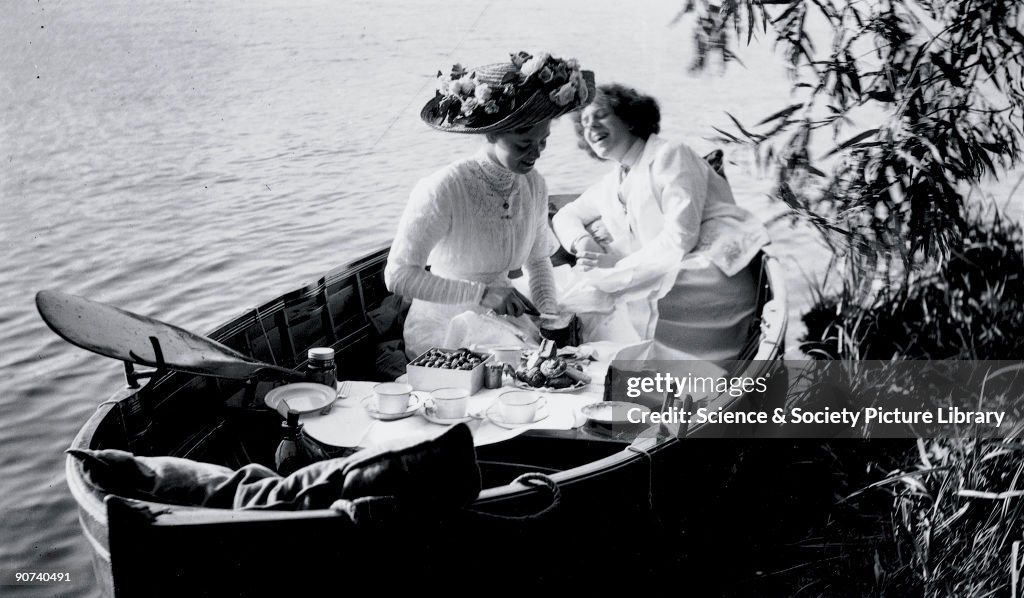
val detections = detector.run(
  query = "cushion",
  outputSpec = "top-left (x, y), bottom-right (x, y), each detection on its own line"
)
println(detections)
top-left (234, 423), bottom-right (481, 511)
top-left (65, 448), bottom-right (269, 509)
top-left (68, 423), bottom-right (481, 513)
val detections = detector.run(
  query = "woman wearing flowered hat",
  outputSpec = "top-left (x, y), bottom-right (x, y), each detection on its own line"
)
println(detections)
top-left (552, 83), bottom-right (770, 362)
top-left (385, 51), bottom-right (595, 358)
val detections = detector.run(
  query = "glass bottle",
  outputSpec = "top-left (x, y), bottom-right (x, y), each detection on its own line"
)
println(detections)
top-left (274, 410), bottom-right (330, 476)
top-left (305, 347), bottom-right (337, 391)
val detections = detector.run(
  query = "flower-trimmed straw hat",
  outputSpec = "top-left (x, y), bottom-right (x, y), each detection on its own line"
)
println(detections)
top-left (421, 51), bottom-right (596, 134)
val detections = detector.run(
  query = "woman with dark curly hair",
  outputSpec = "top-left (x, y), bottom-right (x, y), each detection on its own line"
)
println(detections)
top-left (551, 83), bottom-right (770, 361)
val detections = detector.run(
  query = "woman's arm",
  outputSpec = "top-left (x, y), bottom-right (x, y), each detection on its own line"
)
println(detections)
top-left (583, 142), bottom-right (708, 296)
top-left (523, 175), bottom-right (559, 314)
top-left (523, 253), bottom-right (558, 314)
top-left (384, 178), bottom-right (487, 305)
top-left (551, 183), bottom-right (605, 255)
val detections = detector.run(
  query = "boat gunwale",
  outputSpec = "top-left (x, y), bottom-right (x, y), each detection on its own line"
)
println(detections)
top-left (83, 434), bottom-right (676, 530)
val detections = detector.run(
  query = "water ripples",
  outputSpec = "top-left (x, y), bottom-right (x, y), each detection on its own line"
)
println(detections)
top-left (3, 1), bottom-right (1022, 595)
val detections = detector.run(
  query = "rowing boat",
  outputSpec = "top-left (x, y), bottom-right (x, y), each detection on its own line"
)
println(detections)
top-left (55, 204), bottom-right (787, 595)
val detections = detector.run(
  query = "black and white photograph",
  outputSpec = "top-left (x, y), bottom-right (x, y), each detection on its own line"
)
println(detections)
top-left (3, 1), bottom-right (1024, 595)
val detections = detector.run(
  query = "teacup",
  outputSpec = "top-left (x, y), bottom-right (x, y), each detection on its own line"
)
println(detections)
top-left (497, 390), bottom-right (546, 424)
top-left (427, 387), bottom-right (470, 420)
top-left (373, 382), bottom-right (414, 414)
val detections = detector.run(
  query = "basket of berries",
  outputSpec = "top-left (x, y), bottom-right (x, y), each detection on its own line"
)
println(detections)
top-left (407, 347), bottom-right (490, 394)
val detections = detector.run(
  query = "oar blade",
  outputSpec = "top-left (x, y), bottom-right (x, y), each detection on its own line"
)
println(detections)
top-left (35, 290), bottom-right (296, 381)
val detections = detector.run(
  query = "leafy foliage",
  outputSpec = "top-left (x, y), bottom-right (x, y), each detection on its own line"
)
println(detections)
top-left (675, 439), bottom-right (911, 596)
top-left (681, 0), bottom-right (1024, 294)
top-left (801, 203), bottom-right (1024, 360)
top-left (746, 437), bottom-right (1024, 596)
top-left (675, 5), bottom-right (1024, 595)
top-left (878, 437), bottom-right (1024, 596)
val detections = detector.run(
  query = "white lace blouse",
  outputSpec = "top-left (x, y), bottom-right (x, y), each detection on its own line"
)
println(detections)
top-left (385, 150), bottom-right (559, 348)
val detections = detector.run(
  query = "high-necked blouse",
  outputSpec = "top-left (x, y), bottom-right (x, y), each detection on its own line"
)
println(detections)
top-left (385, 150), bottom-right (558, 354)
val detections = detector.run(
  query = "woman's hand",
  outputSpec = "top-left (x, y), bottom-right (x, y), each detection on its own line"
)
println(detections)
top-left (573, 236), bottom-right (617, 270)
top-left (585, 219), bottom-right (614, 249)
top-left (480, 286), bottom-right (539, 317)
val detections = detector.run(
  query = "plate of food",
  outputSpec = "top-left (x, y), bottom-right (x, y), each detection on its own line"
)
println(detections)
top-left (511, 340), bottom-right (591, 392)
top-left (512, 378), bottom-right (587, 393)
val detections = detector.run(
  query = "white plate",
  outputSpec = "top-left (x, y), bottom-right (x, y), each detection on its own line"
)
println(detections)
top-left (484, 402), bottom-right (550, 429)
top-left (579, 401), bottom-right (651, 424)
top-left (264, 383), bottom-right (336, 416)
top-left (360, 394), bottom-right (422, 421)
top-left (419, 404), bottom-right (477, 425)
top-left (512, 379), bottom-right (587, 393)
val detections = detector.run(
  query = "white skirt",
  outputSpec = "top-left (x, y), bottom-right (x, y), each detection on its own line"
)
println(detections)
top-left (403, 277), bottom-right (541, 359)
top-left (653, 261), bottom-right (757, 362)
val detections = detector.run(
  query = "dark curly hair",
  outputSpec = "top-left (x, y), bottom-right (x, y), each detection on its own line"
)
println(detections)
top-left (572, 83), bottom-right (661, 160)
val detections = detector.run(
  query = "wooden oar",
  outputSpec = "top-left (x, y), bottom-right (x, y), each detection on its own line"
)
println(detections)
top-left (36, 290), bottom-right (305, 382)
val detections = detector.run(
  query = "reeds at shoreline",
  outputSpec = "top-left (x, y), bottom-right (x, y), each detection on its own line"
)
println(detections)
top-left (748, 201), bottom-right (1024, 596)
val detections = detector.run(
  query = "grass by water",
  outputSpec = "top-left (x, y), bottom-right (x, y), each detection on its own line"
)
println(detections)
top-left (705, 202), bottom-right (1024, 596)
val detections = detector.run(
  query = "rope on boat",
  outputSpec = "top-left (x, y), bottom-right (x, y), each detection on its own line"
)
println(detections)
top-left (510, 472), bottom-right (562, 519)
top-left (467, 472), bottom-right (562, 521)
top-left (626, 443), bottom-right (656, 514)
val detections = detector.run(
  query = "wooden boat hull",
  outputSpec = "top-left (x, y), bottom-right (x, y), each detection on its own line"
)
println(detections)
top-left (64, 244), bottom-right (787, 595)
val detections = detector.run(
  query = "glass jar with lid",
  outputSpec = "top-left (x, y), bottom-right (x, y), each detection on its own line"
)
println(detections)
top-left (305, 347), bottom-right (337, 391)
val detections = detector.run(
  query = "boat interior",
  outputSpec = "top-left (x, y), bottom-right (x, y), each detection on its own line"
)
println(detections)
top-left (63, 225), bottom-right (788, 595)
top-left (79, 241), bottom-right (784, 489)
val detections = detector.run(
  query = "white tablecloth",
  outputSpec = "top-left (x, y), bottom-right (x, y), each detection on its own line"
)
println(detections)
top-left (302, 355), bottom-right (614, 449)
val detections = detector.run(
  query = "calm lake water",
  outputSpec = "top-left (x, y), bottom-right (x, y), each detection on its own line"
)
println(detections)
top-left (2, 1), bottom-right (1020, 595)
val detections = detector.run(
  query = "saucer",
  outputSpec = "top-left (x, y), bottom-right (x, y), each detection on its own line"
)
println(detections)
top-left (484, 402), bottom-right (550, 429)
top-left (264, 383), bottom-right (336, 417)
top-left (361, 395), bottom-right (422, 421)
top-left (420, 404), bottom-right (476, 425)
